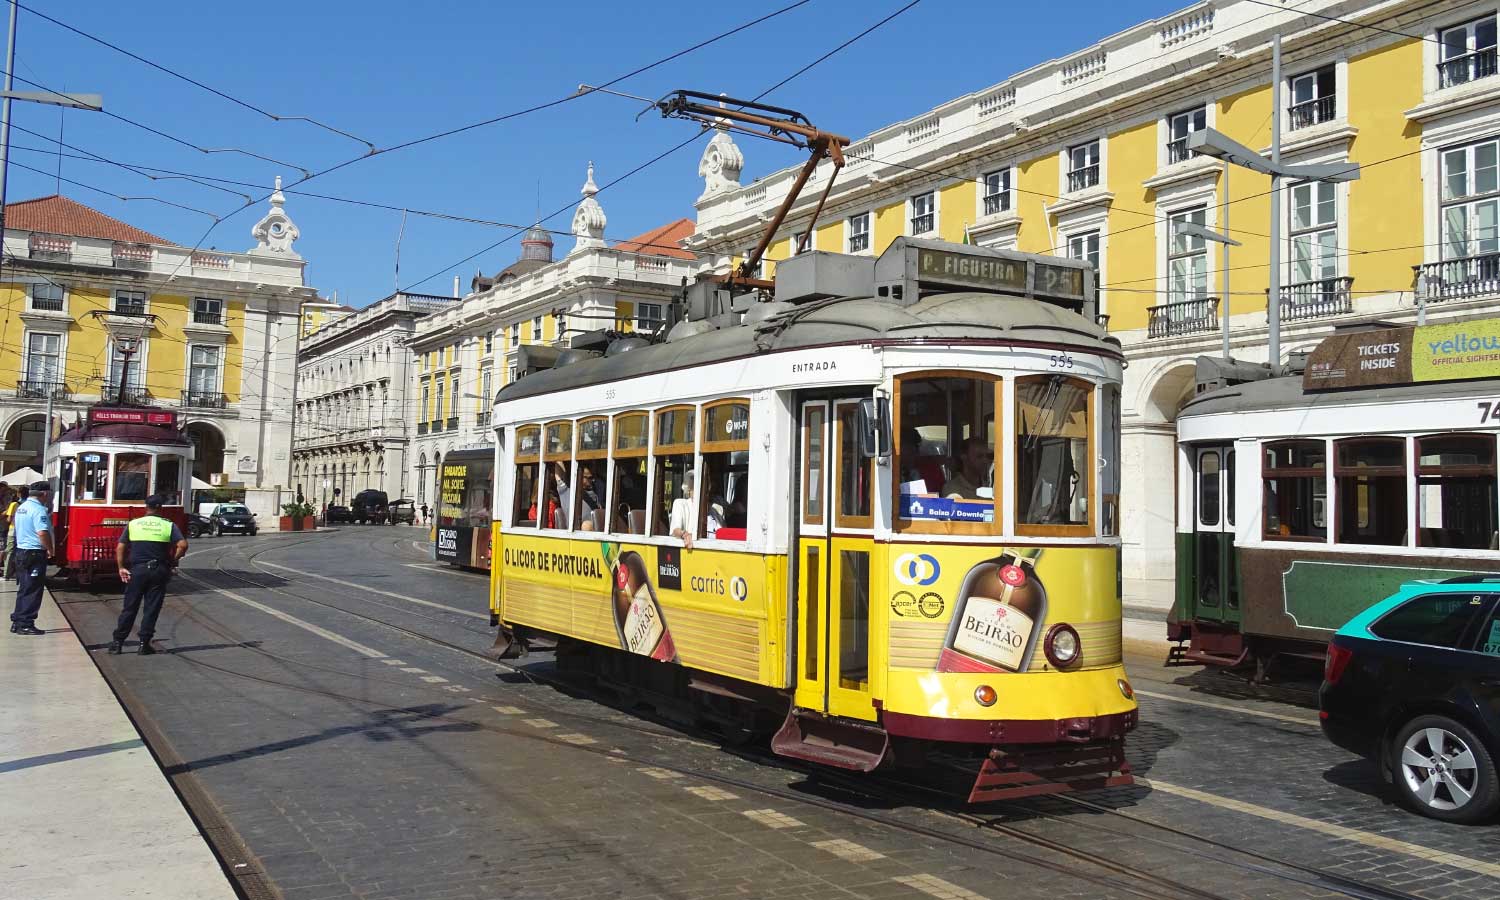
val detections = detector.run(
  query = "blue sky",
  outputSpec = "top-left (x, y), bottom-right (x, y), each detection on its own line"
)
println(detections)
top-left (9, 0), bottom-right (1184, 306)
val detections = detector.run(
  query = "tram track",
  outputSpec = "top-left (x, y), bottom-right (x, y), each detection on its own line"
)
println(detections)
top-left (133, 535), bottom-right (1434, 900)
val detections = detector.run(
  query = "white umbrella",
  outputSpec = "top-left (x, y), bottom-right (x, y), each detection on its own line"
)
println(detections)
top-left (191, 476), bottom-right (213, 490)
top-left (1, 466), bottom-right (43, 485)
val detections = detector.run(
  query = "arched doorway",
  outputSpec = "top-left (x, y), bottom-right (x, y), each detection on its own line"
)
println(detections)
top-left (2, 414), bottom-right (46, 473)
top-left (1122, 361), bottom-right (1200, 588)
top-left (184, 422), bottom-right (226, 483)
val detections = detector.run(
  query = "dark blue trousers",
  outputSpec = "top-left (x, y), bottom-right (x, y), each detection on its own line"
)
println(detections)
top-left (11, 549), bottom-right (47, 627)
top-left (114, 562), bottom-right (170, 643)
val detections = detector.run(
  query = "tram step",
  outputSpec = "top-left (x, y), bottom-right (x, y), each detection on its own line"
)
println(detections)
top-left (771, 708), bottom-right (890, 772)
top-left (1181, 647), bottom-right (1249, 668)
top-left (969, 746), bottom-right (1132, 804)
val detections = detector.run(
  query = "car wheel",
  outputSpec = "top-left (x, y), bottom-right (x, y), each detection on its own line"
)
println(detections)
top-left (215, 524), bottom-right (223, 537)
top-left (1391, 715), bottom-right (1500, 824)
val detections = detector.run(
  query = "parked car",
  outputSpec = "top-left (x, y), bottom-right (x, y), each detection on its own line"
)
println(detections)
top-left (387, 499), bottom-right (416, 525)
top-left (209, 503), bottom-right (258, 536)
top-left (323, 504), bottom-right (353, 525)
top-left (1320, 578), bottom-right (1500, 823)
top-left (351, 489), bottom-right (390, 525)
top-left (186, 512), bottom-right (212, 539)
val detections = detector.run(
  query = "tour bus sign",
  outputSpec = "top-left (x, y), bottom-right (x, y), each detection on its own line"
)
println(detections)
top-left (1305, 317), bottom-right (1500, 390)
top-left (88, 407), bottom-right (178, 426)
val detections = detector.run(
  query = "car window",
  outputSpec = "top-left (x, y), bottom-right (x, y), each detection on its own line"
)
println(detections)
top-left (219, 504), bottom-right (248, 514)
top-left (1477, 608), bottom-right (1500, 657)
top-left (1370, 593), bottom-right (1494, 649)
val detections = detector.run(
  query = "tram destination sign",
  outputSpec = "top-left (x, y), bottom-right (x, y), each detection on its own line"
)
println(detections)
top-left (1304, 316), bottom-right (1500, 391)
top-left (915, 248), bottom-right (1086, 301)
top-left (88, 407), bottom-right (178, 426)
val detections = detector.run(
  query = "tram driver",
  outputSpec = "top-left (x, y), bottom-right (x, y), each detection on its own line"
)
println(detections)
top-left (944, 438), bottom-right (994, 501)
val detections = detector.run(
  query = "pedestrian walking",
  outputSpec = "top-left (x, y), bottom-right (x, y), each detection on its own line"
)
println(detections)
top-left (109, 495), bottom-right (189, 655)
top-left (9, 481), bottom-right (53, 636)
top-left (420, 503), bottom-right (429, 526)
top-left (2, 485), bottom-right (27, 579)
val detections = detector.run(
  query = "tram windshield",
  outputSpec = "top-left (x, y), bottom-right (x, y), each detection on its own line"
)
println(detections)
top-left (1016, 375), bottom-right (1091, 529)
top-left (155, 456), bottom-right (183, 506)
top-left (113, 453), bottom-right (151, 502)
top-left (77, 453), bottom-right (109, 501)
top-left (895, 374), bottom-right (996, 526)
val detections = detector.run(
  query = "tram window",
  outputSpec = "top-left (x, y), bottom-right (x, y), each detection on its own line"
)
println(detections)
top-left (1099, 384), bottom-right (1121, 536)
top-left (513, 426), bottom-right (541, 528)
top-left (835, 402), bottom-right (873, 528)
top-left (574, 418), bottom-right (608, 533)
top-left (653, 405), bottom-right (697, 544)
top-left (1226, 450), bottom-right (1236, 526)
top-left (700, 400), bottom-right (751, 542)
top-left (894, 373), bottom-right (997, 530)
top-left (1263, 440), bottom-right (1326, 540)
top-left (1371, 593), bottom-right (1493, 649)
top-left (155, 457), bottom-right (182, 507)
top-left (838, 549), bottom-right (870, 691)
top-left (804, 546), bottom-right (820, 679)
top-left (1335, 438), bottom-right (1407, 547)
top-left (1198, 452), bottom-right (1221, 527)
top-left (611, 412), bottom-right (649, 535)
top-left (803, 405), bottom-right (826, 527)
top-left (1417, 434), bottom-right (1498, 550)
top-left (1016, 375), bottom-right (1091, 531)
top-left (77, 453), bottom-right (108, 502)
top-left (113, 453), bottom-right (151, 502)
top-left (542, 421), bottom-right (573, 530)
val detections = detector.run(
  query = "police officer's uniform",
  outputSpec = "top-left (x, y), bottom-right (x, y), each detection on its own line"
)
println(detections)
top-left (112, 508), bottom-right (184, 653)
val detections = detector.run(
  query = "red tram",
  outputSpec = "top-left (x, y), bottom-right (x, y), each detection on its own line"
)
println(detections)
top-left (42, 405), bottom-right (193, 584)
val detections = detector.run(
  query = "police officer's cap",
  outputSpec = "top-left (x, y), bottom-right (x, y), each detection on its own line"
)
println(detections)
top-left (29, 480), bottom-right (49, 492)
top-left (144, 494), bottom-right (165, 509)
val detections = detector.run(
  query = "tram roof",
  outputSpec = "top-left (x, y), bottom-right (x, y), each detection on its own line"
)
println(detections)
top-left (496, 291), bottom-right (1114, 403)
top-left (54, 422), bottom-right (191, 447)
top-left (1180, 374), bottom-right (1496, 418)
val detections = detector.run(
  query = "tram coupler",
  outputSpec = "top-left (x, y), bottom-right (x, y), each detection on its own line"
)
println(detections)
top-left (488, 625), bottom-right (528, 660)
top-left (968, 740), bottom-right (1132, 804)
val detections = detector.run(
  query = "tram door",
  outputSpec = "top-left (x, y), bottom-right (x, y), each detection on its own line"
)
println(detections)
top-left (1192, 446), bottom-right (1240, 625)
top-left (794, 397), bottom-right (877, 722)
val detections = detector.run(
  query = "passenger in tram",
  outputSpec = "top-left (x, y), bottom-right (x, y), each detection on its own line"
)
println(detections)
top-left (548, 462), bottom-right (571, 529)
top-left (943, 438), bottom-right (994, 500)
top-left (669, 471), bottom-right (696, 549)
top-left (576, 463), bottom-right (604, 532)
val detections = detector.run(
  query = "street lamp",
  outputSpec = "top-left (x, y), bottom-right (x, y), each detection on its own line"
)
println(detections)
top-left (1176, 220), bottom-right (1241, 360)
top-left (1186, 39), bottom-right (1361, 373)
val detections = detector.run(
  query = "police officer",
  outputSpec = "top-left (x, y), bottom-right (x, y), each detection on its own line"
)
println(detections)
top-left (109, 495), bottom-right (188, 655)
top-left (9, 480), bottom-right (53, 636)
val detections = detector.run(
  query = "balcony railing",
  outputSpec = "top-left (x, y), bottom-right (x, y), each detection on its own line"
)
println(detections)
top-left (181, 389), bottom-right (227, 409)
top-left (1416, 254), bottom-right (1500, 303)
top-left (476, 411), bottom-right (491, 428)
top-left (1067, 164), bottom-right (1100, 192)
top-left (111, 242), bottom-right (153, 270)
top-left (103, 383), bottom-right (150, 405)
top-left (910, 214), bottom-right (934, 235)
top-left (28, 295), bottom-right (63, 313)
top-left (446, 416), bottom-right (459, 431)
top-left (1438, 48), bottom-right (1498, 90)
top-left (1166, 137), bottom-right (1193, 164)
top-left (29, 232), bottom-right (72, 261)
top-left (15, 379), bottom-right (68, 401)
top-left (982, 192), bottom-right (1011, 215)
top-left (1148, 297), bottom-right (1219, 339)
top-left (1279, 276), bottom-right (1353, 321)
top-left (192, 309), bottom-right (224, 325)
top-left (1287, 95), bottom-right (1336, 131)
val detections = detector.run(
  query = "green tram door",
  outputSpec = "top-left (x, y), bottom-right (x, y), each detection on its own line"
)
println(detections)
top-left (1190, 445), bottom-right (1239, 627)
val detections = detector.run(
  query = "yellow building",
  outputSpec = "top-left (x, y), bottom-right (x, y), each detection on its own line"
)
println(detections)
top-left (690, 0), bottom-right (1494, 592)
top-left (300, 295), bottom-right (355, 337)
top-left (0, 190), bottom-right (315, 523)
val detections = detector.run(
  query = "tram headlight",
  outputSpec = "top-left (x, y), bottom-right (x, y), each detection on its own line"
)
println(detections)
top-left (1117, 678), bottom-right (1134, 700)
top-left (973, 685), bottom-right (997, 707)
top-left (1044, 623), bottom-right (1081, 668)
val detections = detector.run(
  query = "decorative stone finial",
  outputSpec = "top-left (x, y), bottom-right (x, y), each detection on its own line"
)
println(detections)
top-left (570, 161), bottom-right (606, 254)
top-left (250, 174), bottom-right (301, 257)
top-left (698, 96), bottom-right (743, 201)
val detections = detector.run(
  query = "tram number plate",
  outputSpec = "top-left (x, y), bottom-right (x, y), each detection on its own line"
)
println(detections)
top-left (1477, 401), bottom-right (1500, 423)
top-left (1049, 352), bottom-right (1075, 370)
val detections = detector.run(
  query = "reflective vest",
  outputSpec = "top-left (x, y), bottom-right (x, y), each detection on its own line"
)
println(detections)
top-left (125, 515), bottom-right (175, 565)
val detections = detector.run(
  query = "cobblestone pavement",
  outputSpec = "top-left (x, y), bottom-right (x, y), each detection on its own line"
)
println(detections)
top-left (52, 527), bottom-right (1500, 900)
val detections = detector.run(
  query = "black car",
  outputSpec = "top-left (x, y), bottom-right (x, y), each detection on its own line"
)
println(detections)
top-left (186, 512), bottom-right (212, 539)
top-left (351, 489), bottom-right (389, 525)
top-left (323, 504), bottom-right (353, 525)
top-left (1319, 580), bottom-right (1500, 823)
top-left (209, 503), bottom-right (258, 536)
top-left (387, 499), bottom-right (416, 525)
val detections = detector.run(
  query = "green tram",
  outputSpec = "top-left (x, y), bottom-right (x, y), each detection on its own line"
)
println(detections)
top-left (1170, 317), bottom-right (1500, 676)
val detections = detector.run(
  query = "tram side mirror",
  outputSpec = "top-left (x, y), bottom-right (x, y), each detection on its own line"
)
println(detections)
top-left (857, 397), bottom-right (891, 460)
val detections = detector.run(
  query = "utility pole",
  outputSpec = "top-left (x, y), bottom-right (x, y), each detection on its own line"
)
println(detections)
top-left (1222, 161), bottom-right (1231, 360)
top-left (1268, 32), bottom-right (1283, 371)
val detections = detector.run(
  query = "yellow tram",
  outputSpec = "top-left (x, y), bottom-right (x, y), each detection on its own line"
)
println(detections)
top-left (488, 238), bottom-right (1137, 801)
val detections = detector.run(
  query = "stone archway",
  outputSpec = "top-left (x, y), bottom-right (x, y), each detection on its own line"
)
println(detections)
top-left (1120, 360), bottom-right (1201, 588)
top-left (183, 422), bottom-right (227, 483)
top-left (2, 413), bottom-right (46, 473)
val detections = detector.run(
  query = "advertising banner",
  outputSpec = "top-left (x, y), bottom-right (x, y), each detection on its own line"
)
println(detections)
top-left (1304, 316), bottom-right (1500, 391)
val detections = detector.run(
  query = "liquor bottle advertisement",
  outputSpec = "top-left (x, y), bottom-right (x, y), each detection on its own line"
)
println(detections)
top-left (602, 542), bottom-right (677, 662)
top-left (887, 544), bottom-right (1120, 672)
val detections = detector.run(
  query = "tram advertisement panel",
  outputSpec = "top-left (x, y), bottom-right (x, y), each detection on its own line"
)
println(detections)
top-left (886, 544), bottom-right (1120, 673)
top-left (497, 533), bottom-right (780, 686)
top-left (1305, 316), bottom-right (1500, 390)
top-left (436, 452), bottom-right (494, 569)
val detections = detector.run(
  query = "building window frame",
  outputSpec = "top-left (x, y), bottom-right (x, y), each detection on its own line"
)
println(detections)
top-left (908, 190), bottom-right (937, 236)
top-left (192, 296), bottom-right (224, 325)
top-left (980, 167), bottom-right (1012, 216)
top-left (1166, 205), bottom-right (1210, 305)
top-left (1437, 15), bottom-right (1498, 91)
top-left (1287, 64), bottom-right (1338, 130)
top-left (846, 210), bottom-right (872, 253)
top-left (1288, 179), bottom-right (1340, 288)
top-left (22, 329), bottom-right (63, 387)
top-left (1165, 106), bottom-right (1207, 165)
top-left (27, 281), bottom-right (65, 313)
top-left (113, 289), bottom-right (148, 316)
top-left (1065, 139), bottom-right (1102, 192)
top-left (186, 342), bottom-right (223, 401)
top-left (1440, 137), bottom-right (1500, 262)
top-left (636, 302), bottom-right (664, 332)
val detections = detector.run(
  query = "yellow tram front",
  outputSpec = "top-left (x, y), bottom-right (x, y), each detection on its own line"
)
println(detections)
top-left (489, 239), bottom-right (1135, 801)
